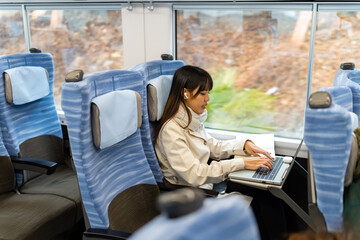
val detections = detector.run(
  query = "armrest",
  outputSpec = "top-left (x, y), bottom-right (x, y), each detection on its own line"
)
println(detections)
top-left (83, 228), bottom-right (131, 240)
top-left (10, 156), bottom-right (57, 175)
top-left (158, 182), bottom-right (219, 197)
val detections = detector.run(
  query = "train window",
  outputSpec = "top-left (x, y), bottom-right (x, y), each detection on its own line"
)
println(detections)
top-left (312, 6), bottom-right (360, 92)
top-left (0, 7), bottom-right (26, 55)
top-left (27, 6), bottom-right (123, 105)
top-left (175, 5), bottom-right (313, 139)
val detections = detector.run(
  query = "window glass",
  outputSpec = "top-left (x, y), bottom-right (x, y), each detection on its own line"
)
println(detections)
top-left (0, 10), bottom-right (25, 55)
top-left (29, 9), bottom-right (123, 105)
top-left (312, 10), bottom-right (360, 91)
top-left (177, 9), bottom-right (312, 138)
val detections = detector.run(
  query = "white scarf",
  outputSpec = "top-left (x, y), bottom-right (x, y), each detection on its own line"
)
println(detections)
top-left (174, 103), bottom-right (207, 132)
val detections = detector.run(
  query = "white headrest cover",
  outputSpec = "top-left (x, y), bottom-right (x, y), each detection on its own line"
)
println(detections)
top-left (147, 75), bottom-right (173, 121)
top-left (4, 66), bottom-right (49, 105)
top-left (91, 90), bottom-right (142, 149)
top-left (350, 112), bottom-right (359, 131)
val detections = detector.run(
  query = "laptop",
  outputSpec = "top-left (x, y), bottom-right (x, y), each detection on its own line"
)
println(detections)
top-left (228, 139), bottom-right (303, 187)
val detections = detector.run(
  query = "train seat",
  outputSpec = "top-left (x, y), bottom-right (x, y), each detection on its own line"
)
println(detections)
top-left (129, 188), bottom-right (260, 240)
top-left (318, 86), bottom-right (359, 187)
top-left (131, 59), bottom-right (222, 197)
top-left (131, 59), bottom-right (185, 183)
top-left (333, 62), bottom-right (360, 116)
top-left (0, 52), bottom-right (82, 221)
top-left (304, 91), bottom-right (355, 232)
top-left (0, 128), bottom-right (77, 240)
top-left (61, 69), bottom-right (160, 237)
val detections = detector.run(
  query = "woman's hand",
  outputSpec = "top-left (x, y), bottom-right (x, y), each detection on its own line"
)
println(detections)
top-left (244, 140), bottom-right (274, 160)
top-left (243, 157), bottom-right (273, 170)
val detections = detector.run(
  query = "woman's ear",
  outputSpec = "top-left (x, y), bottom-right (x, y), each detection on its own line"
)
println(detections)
top-left (183, 88), bottom-right (189, 100)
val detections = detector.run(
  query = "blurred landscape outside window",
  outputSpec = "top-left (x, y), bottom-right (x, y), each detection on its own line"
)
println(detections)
top-left (3, 5), bottom-right (359, 139)
top-left (28, 9), bottom-right (123, 105)
top-left (312, 11), bottom-right (360, 92)
top-left (0, 10), bottom-right (25, 55)
top-left (177, 9), bottom-right (312, 139)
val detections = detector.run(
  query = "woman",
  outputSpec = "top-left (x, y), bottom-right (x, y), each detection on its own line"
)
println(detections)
top-left (155, 65), bottom-right (287, 240)
top-left (154, 65), bottom-right (274, 190)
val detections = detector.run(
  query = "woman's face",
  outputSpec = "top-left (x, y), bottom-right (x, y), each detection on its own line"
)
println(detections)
top-left (184, 87), bottom-right (210, 114)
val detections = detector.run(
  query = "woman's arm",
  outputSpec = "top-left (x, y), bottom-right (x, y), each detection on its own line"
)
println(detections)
top-left (204, 130), bottom-right (247, 159)
top-left (205, 131), bottom-right (273, 160)
top-left (157, 122), bottom-right (245, 186)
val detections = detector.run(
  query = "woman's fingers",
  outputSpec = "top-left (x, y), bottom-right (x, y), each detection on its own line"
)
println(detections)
top-left (262, 151), bottom-right (274, 160)
top-left (252, 152), bottom-right (260, 157)
top-left (259, 159), bottom-right (273, 169)
top-left (244, 157), bottom-right (273, 170)
top-left (259, 164), bottom-right (270, 169)
top-left (246, 143), bottom-right (274, 160)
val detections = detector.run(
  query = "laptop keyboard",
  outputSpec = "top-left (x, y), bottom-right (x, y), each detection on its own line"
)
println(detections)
top-left (252, 156), bottom-right (283, 181)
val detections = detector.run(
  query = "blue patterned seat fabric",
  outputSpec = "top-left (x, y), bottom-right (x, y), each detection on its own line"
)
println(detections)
top-left (0, 53), bottom-right (62, 186)
top-left (333, 68), bottom-right (360, 116)
top-left (129, 195), bottom-right (260, 240)
top-left (0, 133), bottom-right (8, 158)
top-left (61, 70), bottom-right (159, 230)
top-left (304, 93), bottom-right (353, 232)
top-left (318, 86), bottom-right (353, 112)
top-left (131, 60), bottom-right (185, 183)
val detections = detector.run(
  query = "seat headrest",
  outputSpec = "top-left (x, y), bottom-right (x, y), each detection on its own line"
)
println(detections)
top-left (3, 66), bottom-right (49, 105)
top-left (161, 54), bottom-right (174, 60)
top-left (147, 75), bottom-right (173, 121)
top-left (91, 90), bottom-right (142, 149)
top-left (65, 69), bottom-right (84, 83)
top-left (309, 91), bottom-right (332, 109)
top-left (340, 62), bottom-right (355, 70)
top-left (29, 48), bottom-right (42, 53)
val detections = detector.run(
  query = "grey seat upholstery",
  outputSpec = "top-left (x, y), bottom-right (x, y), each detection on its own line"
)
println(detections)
top-left (0, 52), bottom-right (83, 229)
top-left (0, 131), bottom-right (77, 240)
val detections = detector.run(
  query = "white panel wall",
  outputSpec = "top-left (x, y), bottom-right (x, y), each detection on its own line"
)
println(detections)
top-left (122, 3), bottom-right (173, 68)
top-left (122, 3), bottom-right (146, 68)
top-left (144, 3), bottom-right (173, 61)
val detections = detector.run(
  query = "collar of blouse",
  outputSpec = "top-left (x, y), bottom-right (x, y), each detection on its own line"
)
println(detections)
top-left (174, 103), bottom-right (207, 132)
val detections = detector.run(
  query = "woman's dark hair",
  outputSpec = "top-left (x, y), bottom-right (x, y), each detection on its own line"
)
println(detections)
top-left (154, 65), bottom-right (213, 143)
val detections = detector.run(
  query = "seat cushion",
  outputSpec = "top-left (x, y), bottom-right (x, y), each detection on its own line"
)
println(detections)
top-left (0, 192), bottom-right (76, 240)
top-left (19, 165), bottom-right (82, 221)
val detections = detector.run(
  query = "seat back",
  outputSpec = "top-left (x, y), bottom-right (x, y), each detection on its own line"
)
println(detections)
top-left (304, 91), bottom-right (353, 232)
top-left (131, 60), bottom-right (185, 182)
top-left (333, 64), bottom-right (360, 116)
top-left (61, 69), bottom-right (160, 233)
top-left (318, 86), bottom-right (359, 187)
top-left (129, 189), bottom-right (260, 240)
top-left (0, 52), bottom-right (63, 185)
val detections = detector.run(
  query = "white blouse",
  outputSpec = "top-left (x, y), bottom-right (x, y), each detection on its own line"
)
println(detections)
top-left (155, 103), bottom-right (249, 189)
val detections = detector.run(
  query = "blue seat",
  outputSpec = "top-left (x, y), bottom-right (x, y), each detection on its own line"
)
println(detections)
top-left (129, 189), bottom-right (260, 240)
top-left (131, 60), bottom-right (219, 197)
top-left (131, 60), bottom-right (185, 183)
top-left (0, 52), bottom-right (82, 220)
top-left (304, 91), bottom-right (354, 232)
top-left (318, 87), bottom-right (359, 187)
top-left (61, 69), bottom-right (160, 235)
top-left (333, 65), bottom-right (360, 116)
